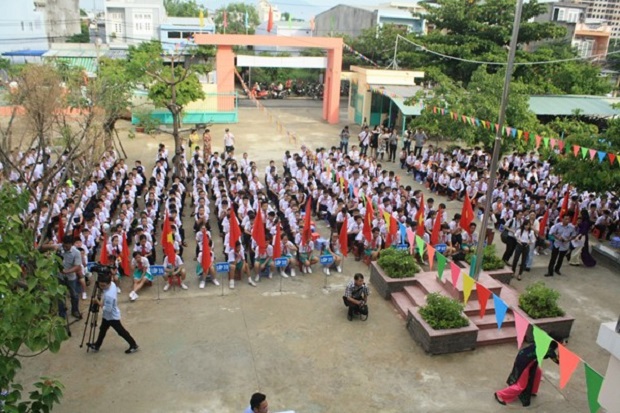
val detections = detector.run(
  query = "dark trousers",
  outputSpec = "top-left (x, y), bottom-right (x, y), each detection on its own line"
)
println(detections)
top-left (360, 144), bottom-right (368, 155)
top-left (414, 146), bottom-right (423, 157)
top-left (512, 243), bottom-right (529, 275)
top-left (340, 141), bottom-right (348, 154)
top-left (548, 247), bottom-right (568, 275)
top-left (502, 237), bottom-right (517, 262)
top-left (59, 278), bottom-right (80, 317)
top-left (94, 319), bottom-right (137, 349)
top-left (389, 144), bottom-right (397, 161)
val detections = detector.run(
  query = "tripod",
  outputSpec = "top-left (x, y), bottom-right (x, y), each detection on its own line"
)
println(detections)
top-left (79, 277), bottom-right (102, 352)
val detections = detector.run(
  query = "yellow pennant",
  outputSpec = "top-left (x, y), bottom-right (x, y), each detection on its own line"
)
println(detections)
top-left (463, 273), bottom-right (476, 304)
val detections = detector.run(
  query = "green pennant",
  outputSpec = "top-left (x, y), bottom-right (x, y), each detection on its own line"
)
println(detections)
top-left (469, 256), bottom-right (477, 277)
top-left (533, 326), bottom-right (553, 366)
top-left (501, 126), bottom-right (505, 135)
top-left (581, 147), bottom-right (588, 159)
top-left (415, 235), bottom-right (425, 257)
top-left (436, 253), bottom-right (446, 280)
top-left (543, 137), bottom-right (550, 148)
top-left (584, 364), bottom-right (604, 413)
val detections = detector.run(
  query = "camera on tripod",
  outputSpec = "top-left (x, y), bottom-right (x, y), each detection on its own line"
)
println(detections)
top-left (90, 263), bottom-right (114, 276)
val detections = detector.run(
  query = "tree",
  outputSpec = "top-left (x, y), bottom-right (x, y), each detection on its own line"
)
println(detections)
top-left (66, 21), bottom-right (90, 43)
top-left (213, 3), bottom-right (260, 34)
top-left (127, 41), bottom-right (205, 164)
top-left (0, 186), bottom-right (69, 413)
top-left (347, 24), bottom-right (409, 67)
top-left (281, 12), bottom-right (291, 22)
top-left (164, 0), bottom-right (207, 17)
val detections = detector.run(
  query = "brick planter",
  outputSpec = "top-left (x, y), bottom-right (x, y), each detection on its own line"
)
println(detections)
top-left (369, 262), bottom-right (417, 300)
top-left (520, 311), bottom-right (575, 342)
top-left (456, 261), bottom-right (513, 285)
top-left (406, 307), bottom-right (478, 355)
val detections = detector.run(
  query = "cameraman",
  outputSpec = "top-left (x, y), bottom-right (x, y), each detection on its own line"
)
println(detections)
top-left (343, 273), bottom-right (370, 321)
top-left (59, 235), bottom-right (83, 320)
top-left (87, 273), bottom-right (139, 354)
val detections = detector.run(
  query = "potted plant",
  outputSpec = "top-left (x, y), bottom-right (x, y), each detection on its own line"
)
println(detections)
top-left (407, 293), bottom-right (478, 355)
top-left (464, 245), bottom-right (513, 284)
top-left (518, 282), bottom-right (574, 340)
top-left (370, 248), bottom-right (421, 299)
top-left (134, 110), bottom-right (161, 134)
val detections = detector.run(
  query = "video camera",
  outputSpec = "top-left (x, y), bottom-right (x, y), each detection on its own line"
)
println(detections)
top-left (89, 263), bottom-right (115, 276)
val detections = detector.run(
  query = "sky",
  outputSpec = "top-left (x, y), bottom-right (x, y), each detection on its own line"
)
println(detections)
top-left (79, 0), bottom-right (385, 20)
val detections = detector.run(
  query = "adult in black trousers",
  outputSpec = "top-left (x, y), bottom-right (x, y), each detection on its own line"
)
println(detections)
top-left (502, 214), bottom-right (522, 264)
top-left (511, 223), bottom-right (535, 280)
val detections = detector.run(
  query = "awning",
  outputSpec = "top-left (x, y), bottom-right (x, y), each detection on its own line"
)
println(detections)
top-left (368, 84), bottom-right (425, 116)
top-left (529, 95), bottom-right (620, 117)
top-left (43, 50), bottom-right (99, 77)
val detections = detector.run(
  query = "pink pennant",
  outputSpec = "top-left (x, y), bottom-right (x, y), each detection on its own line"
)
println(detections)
top-left (406, 228), bottom-right (415, 255)
top-left (450, 262), bottom-right (461, 287)
top-left (461, 115), bottom-right (467, 123)
top-left (427, 245), bottom-right (435, 270)
top-left (514, 311), bottom-right (529, 349)
top-left (535, 135), bottom-right (542, 149)
top-left (573, 145), bottom-right (580, 157)
top-left (609, 153), bottom-right (617, 166)
top-left (589, 149), bottom-right (596, 160)
top-left (550, 138), bottom-right (556, 149)
top-left (495, 123), bottom-right (499, 133)
top-left (506, 126), bottom-right (512, 137)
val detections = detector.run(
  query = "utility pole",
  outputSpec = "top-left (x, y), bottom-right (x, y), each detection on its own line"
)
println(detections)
top-left (473, 0), bottom-right (524, 280)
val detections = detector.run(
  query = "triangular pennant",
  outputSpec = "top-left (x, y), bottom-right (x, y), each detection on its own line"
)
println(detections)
top-left (581, 147), bottom-right (588, 159)
top-left (468, 256), bottom-right (477, 277)
top-left (543, 137), bottom-right (550, 148)
top-left (406, 228), bottom-right (415, 255)
top-left (427, 245), bottom-right (435, 270)
top-left (502, 126), bottom-right (506, 136)
top-left (475, 118), bottom-right (480, 127)
top-left (511, 127), bottom-right (517, 138)
top-left (558, 344), bottom-right (581, 389)
top-left (433, 106), bottom-right (437, 114)
top-left (436, 253), bottom-right (446, 280)
top-left (513, 312), bottom-right (529, 349)
top-left (584, 364), bottom-right (604, 413)
top-left (609, 153), bottom-right (616, 166)
top-left (495, 123), bottom-right (499, 133)
top-left (558, 139), bottom-right (565, 151)
top-left (461, 115), bottom-right (467, 123)
top-left (476, 283), bottom-right (491, 319)
top-left (450, 262), bottom-right (461, 287)
top-left (506, 126), bottom-right (512, 136)
top-left (573, 145), bottom-right (580, 157)
top-left (441, 108), bottom-right (446, 115)
top-left (462, 274), bottom-right (475, 304)
top-left (517, 129), bottom-right (523, 140)
top-left (597, 151), bottom-right (606, 163)
top-left (589, 148), bottom-right (596, 160)
top-left (533, 326), bottom-right (553, 366)
top-left (535, 135), bottom-right (542, 148)
top-left (524, 131), bottom-right (530, 141)
top-left (415, 235), bottom-right (425, 257)
top-left (493, 294), bottom-right (508, 329)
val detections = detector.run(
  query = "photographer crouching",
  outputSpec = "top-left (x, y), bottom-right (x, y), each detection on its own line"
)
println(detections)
top-left (87, 270), bottom-right (139, 354)
top-left (343, 273), bottom-right (370, 321)
top-left (59, 235), bottom-right (83, 320)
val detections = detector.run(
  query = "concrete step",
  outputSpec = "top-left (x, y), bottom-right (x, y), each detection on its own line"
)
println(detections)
top-left (471, 312), bottom-right (515, 330)
top-left (414, 272), bottom-right (450, 296)
top-left (390, 292), bottom-right (415, 319)
top-left (477, 326), bottom-right (517, 346)
top-left (464, 297), bottom-right (496, 317)
top-left (403, 285), bottom-right (428, 307)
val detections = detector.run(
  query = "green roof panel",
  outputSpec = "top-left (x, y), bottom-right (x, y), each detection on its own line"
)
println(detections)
top-left (528, 95), bottom-right (620, 117)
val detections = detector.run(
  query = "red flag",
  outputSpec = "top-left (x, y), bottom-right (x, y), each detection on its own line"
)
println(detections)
top-left (252, 209), bottom-right (266, 253)
top-left (460, 193), bottom-right (475, 233)
top-left (363, 196), bottom-right (374, 242)
top-left (559, 192), bottom-right (569, 219)
top-left (571, 204), bottom-right (579, 226)
top-left (267, 6), bottom-right (274, 32)
top-left (201, 229), bottom-right (212, 272)
top-left (340, 215), bottom-right (348, 257)
top-left (431, 210), bottom-right (442, 245)
top-left (538, 210), bottom-right (549, 239)
top-left (302, 198), bottom-right (313, 245)
top-left (228, 208), bottom-right (242, 249)
top-left (99, 232), bottom-right (109, 265)
top-left (273, 222), bottom-right (282, 259)
top-left (57, 218), bottom-right (65, 242)
top-left (223, 11), bottom-right (228, 29)
top-left (161, 212), bottom-right (176, 263)
top-left (415, 194), bottom-right (425, 237)
top-left (121, 232), bottom-right (130, 276)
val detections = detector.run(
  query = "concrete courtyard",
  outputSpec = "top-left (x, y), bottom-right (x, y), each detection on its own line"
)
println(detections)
top-left (17, 100), bottom-right (620, 413)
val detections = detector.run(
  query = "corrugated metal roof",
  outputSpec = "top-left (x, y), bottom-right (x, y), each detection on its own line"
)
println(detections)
top-left (529, 95), bottom-right (620, 117)
top-left (392, 97), bottom-right (423, 116)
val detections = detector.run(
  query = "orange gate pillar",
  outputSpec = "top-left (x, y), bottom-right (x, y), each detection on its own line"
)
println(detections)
top-left (324, 47), bottom-right (343, 124)
top-left (216, 45), bottom-right (236, 111)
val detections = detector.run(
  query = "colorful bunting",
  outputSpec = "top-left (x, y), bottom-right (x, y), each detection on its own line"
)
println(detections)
top-left (476, 283), bottom-right (491, 319)
top-left (406, 228), bottom-right (415, 255)
top-left (535, 135), bottom-right (542, 149)
top-left (533, 326), bottom-right (553, 366)
top-left (513, 311), bottom-right (529, 350)
top-left (584, 364), bottom-right (604, 413)
top-left (597, 151), bottom-right (606, 163)
top-left (462, 274), bottom-right (475, 304)
top-left (581, 147), bottom-right (588, 159)
top-left (415, 235), bottom-right (426, 257)
top-left (493, 294), bottom-right (508, 329)
top-left (436, 253), bottom-right (446, 280)
top-left (573, 145), bottom-right (580, 157)
top-left (589, 148), bottom-right (596, 160)
top-left (543, 137), bottom-right (550, 148)
top-left (609, 153), bottom-right (617, 166)
top-left (558, 343), bottom-right (581, 389)
top-left (427, 245), bottom-right (435, 270)
top-left (450, 261), bottom-right (461, 287)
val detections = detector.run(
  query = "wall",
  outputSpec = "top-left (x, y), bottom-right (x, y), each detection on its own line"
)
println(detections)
top-left (0, 2), bottom-right (49, 54)
top-left (105, 0), bottom-right (165, 45)
top-left (314, 5), bottom-right (375, 38)
top-left (44, 0), bottom-right (81, 41)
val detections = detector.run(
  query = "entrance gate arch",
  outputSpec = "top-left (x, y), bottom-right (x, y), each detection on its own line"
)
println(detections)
top-left (193, 34), bottom-right (343, 124)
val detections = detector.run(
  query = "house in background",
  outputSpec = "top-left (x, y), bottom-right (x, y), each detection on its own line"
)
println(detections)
top-left (314, 2), bottom-right (427, 38)
top-left (104, 0), bottom-right (166, 46)
top-left (254, 21), bottom-right (314, 54)
top-left (159, 16), bottom-right (216, 50)
top-left (257, 0), bottom-right (281, 23)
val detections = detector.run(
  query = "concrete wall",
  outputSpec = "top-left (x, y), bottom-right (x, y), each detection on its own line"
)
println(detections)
top-left (44, 0), bottom-right (81, 41)
top-left (105, 0), bottom-right (165, 45)
top-left (314, 5), bottom-right (376, 38)
top-left (0, 2), bottom-right (49, 53)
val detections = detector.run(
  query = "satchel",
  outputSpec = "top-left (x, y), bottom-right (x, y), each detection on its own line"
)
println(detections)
top-left (501, 229), bottom-right (510, 244)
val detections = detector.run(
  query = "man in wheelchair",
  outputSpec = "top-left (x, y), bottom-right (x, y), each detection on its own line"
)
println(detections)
top-left (343, 273), bottom-right (370, 321)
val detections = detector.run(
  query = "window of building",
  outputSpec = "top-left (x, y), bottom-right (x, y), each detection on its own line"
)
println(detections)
top-left (182, 31), bottom-right (192, 39)
top-left (134, 12), bottom-right (152, 34)
top-left (168, 31), bottom-right (181, 39)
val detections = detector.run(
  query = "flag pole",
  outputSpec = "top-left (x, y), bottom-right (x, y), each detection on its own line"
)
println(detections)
top-left (473, 0), bottom-right (524, 280)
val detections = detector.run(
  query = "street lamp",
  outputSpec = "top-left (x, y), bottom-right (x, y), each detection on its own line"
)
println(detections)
top-left (472, 0), bottom-right (524, 279)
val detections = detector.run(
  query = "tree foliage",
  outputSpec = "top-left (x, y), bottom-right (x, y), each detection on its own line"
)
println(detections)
top-left (0, 187), bottom-right (68, 412)
top-left (164, 0), bottom-right (208, 17)
top-left (344, 24), bottom-right (409, 68)
top-left (213, 3), bottom-right (260, 34)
